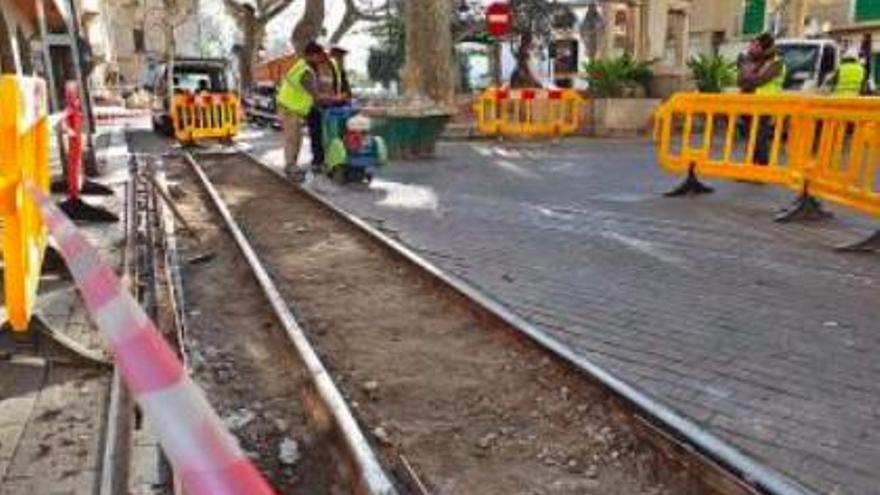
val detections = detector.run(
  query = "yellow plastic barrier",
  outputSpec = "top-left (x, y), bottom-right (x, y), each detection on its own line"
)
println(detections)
top-left (654, 93), bottom-right (811, 189)
top-left (802, 103), bottom-right (880, 218)
top-left (654, 92), bottom-right (880, 234)
top-left (0, 76), bottom-right (50, 331)
top-left (172, 92), bottom-right (241, 142)
top-left (474, 87), bottom-right (586, 138)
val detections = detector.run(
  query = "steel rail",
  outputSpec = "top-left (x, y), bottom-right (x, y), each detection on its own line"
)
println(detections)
top-left (237, 150), bottom-right (818, 495)
top-left (97, 158), bottom-right (138, 495)
top-left (182, 151), bottom-right (398, 495)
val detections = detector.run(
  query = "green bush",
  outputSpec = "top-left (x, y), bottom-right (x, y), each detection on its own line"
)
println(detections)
top-left (583, 55), bottom-right (654, 98)
top-left (687, 54), bottom-right (736, 93)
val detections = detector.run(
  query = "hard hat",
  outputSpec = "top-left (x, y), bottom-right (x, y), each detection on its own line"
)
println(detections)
top-left (844, 46), bottom-right (860, 60)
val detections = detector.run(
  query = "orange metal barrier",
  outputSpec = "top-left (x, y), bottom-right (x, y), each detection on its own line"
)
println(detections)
top-left (172, 92), bottom-right (241, 142)
top-left (0, 76), bottom-right (50, 331)
top-left (474, 87), bottom-right (585, 137)
top-left (655, 92), bottom-right (880, 246)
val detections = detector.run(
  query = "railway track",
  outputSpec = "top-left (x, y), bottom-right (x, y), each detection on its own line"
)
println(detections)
top-left (131, 145), bottom-right (814, 495)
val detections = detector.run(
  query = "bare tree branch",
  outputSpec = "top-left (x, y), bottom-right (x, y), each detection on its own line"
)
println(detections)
top-left (329, 0), bottom-right (387, 44)
top-left (260, 0), bottom-right (296, 23)
top-left (291, 0), bottom-right (324, 54)
top-left (223, 0), bottom-right (251, 23)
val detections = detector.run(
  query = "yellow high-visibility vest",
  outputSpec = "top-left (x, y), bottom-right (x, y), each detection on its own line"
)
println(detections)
top-left (834, 61), bottom-right (865, 97)
top-left (756, 57), bottom-right (787, 95)
top-left (276, 59), bottom-right (314, 116)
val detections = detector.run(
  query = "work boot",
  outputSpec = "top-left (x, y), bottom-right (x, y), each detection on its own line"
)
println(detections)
top-left (292, 168), bottom-right (308, 184)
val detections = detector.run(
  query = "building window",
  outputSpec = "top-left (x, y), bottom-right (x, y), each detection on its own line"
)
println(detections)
top-left (133, 29), bottom-right (145, 53)
top-left (855, 0), bottom-right (880, 22)
top-left (742, 0), bottom-right (766, 35)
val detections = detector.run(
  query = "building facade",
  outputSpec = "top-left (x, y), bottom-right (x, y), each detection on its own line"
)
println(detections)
top-left (102, 0), bottom-right (201, 87)
top-left (690, 0), bottom-right (880, 63)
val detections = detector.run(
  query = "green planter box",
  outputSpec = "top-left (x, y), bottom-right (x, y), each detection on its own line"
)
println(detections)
top-left (367, 114), bottom-right (451, 160)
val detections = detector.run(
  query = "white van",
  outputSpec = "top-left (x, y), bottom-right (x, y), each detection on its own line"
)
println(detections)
top-left (775, 38), bottom-right (840, 93)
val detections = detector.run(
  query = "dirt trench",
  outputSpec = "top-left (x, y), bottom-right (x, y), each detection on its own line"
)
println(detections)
top-left (171, 152), bottom-right (733, 495)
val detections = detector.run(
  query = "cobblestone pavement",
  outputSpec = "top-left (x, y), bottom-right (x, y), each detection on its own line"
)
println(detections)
top-left (238, 128), bottom-right (880, 495)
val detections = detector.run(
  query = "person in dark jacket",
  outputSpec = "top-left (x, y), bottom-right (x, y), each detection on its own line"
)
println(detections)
top-left (738, 33), bottom-right (785, 165)
top-left (329, 46), bottom-right (352, 101)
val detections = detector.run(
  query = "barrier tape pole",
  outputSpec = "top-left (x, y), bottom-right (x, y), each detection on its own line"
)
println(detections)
top-left (58, 82), bottom-right (118, 222)
top-left (65, 82), bottom-right (83, 201)
top-left (27, 182), bottom-right (277, 495)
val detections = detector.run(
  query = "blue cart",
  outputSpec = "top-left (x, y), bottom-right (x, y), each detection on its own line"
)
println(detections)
top-left (323, 105), bottom-right (388, 184)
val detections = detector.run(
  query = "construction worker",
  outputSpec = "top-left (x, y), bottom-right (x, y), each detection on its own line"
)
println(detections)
top-left (276, 41), bottom-right (323, 181)
top-left (740, 33), bottom-right (785, 165)
top-left (307, 46), bottom-right (337, 172)
top-left (329, 46), bottom-right (352, 101)
top-left (830, 48), bottom-right (866, 97)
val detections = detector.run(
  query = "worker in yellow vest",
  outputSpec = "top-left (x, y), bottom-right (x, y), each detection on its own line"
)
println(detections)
top-left (831, 48), bottom-right (866, 97)
top-left (276, 41), bottom-right (324, 181)
top-left (743, 33), bottom-right (786, 165)
top-left (329, 46), bottom-right (352, 101)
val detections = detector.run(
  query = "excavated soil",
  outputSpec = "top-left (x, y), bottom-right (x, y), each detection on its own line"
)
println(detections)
top-left (174, 152), bottom-right (730, 495)
top-left (169, 158), bottom-right (348, 494)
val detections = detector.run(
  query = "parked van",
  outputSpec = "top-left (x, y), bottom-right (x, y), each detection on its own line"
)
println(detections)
top-left (776, 38), bottom-right (840, 93)
top-left (147, 58), bottom-right (239, 138)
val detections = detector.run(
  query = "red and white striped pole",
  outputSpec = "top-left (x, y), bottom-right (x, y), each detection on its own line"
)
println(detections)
top-left (65, 81), bottom-right (83, 202)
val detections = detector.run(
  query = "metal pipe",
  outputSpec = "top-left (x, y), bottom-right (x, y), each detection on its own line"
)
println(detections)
top-left (183, 152), bottom-right (398, 495)
top-left (239, 151), bottom-right (819, 495)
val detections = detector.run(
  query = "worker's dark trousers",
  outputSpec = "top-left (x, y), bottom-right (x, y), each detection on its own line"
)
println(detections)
top-left (752, 116), bottom-right (775, 165)
top-left (307, 106), bottom-right (324, 166)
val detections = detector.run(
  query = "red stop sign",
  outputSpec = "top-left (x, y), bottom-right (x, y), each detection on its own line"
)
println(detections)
top-left (486, 2), bottom-right (512, 38)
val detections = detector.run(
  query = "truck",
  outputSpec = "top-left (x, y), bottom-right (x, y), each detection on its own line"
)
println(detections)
top-left (147, 58), bottom-right (238, 136)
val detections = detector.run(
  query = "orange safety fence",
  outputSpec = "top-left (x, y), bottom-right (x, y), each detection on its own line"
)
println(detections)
top-left (474, 87), bottom-right (586, 137)
top-left (654, 92), bottom-right (880, 244)
top-left (171, 92), bottom-right (241, 142)
top-left (0, 76), bottom-right (50, 331)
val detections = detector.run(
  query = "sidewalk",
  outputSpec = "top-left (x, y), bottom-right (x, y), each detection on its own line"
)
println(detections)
top-left (240, 130), bottom-right (879, 495)
top-left (0, 125), bottom-right (129, 494)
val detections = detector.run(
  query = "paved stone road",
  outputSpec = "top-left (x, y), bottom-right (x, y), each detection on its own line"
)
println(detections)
top-left (239, 128), bottom-right (880, 495)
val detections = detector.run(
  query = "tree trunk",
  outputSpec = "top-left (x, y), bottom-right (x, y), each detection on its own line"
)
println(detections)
top-left (0, 6), bottom-right (17, 72)
top-left (329, 9), bottom-right (357, 45)
top-left (239, 19), bottom-right (264, 91)
top-left (403, 0), bottom-right (454, 106)
top-left (291, 0), bottom-right (324, 55)
top-left (490, 42), bottom-right (502, 87)
top-left (164, 10), bottom-right (176, 104)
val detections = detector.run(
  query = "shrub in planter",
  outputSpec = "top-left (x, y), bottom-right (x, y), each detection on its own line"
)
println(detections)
top-left (687, 54), bottom-right (736, 93)
top-left (583, 55), bottom-right (654, 98)
top-left (582, 55), bottom-right (659, 136)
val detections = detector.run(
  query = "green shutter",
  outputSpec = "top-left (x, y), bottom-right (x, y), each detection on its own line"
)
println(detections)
top-left (742, 0), bottom-right (766, 35)
top-left (873, 53), bottom-right (880, 87)
top-left (856, 0), bottom-right (880, 22)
